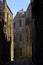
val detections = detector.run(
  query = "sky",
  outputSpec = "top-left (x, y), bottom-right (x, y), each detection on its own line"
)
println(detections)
top-left (6, 0), bottom-right (30, 17)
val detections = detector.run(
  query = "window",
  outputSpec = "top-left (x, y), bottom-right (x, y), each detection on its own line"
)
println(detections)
top-left (20, 48), bottom-right (22, 56)
top-left (20, 34), bottom-right (22, 41)
top-left (14, 22), bottom-right (15, 29)
top-left (19, 19), bottom-right (21, 27)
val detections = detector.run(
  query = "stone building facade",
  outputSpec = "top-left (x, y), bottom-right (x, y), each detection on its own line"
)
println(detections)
top-left (14, 3), bottom-right (32, 59)
top-left (14, 10), bottom-right (27, 59)
top-left (25, 3), bottom-right (32, 59)
top-left (0, 0), bottom-right (14, 63)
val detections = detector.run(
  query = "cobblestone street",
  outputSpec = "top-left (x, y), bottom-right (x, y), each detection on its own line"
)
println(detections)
top-left (6, 60), bottom-right (34, 65)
